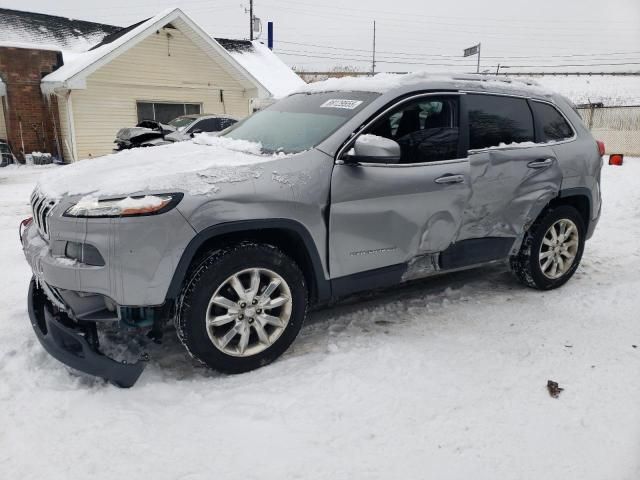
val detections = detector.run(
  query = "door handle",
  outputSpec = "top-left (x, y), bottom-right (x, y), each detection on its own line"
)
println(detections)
top-left (527, 158), bottom-right (554, 169)
top-left (435, 174), bottom-right (465, 185)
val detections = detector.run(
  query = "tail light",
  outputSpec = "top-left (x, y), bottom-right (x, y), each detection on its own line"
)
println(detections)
top-left (596, 140), bottom-right (605, 156)
top-left (609, 154), bottom-right (624, 166)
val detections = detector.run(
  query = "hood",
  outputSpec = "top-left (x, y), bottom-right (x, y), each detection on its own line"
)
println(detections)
top-left (115, 126), bottom-right (164, 143)
top-left (164, 130), bottom-right (189, 143)
top-left (37, 135), bottom-right (294, 200)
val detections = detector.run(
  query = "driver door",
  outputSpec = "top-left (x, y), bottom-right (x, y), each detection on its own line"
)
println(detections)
top-left (329, 94), bottom-right (471, 279)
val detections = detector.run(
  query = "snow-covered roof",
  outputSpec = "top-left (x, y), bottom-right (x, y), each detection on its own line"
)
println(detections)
top-left (35, 8), bottom-right (299, 98)
top-left (0, 8), bottom-right (119, 53)
top-left (514, 74), bottom-right (640, 107)
top-left (217, 39), bottom-right (305, 98)
top-left (40, 8), bottom-right (181, 90)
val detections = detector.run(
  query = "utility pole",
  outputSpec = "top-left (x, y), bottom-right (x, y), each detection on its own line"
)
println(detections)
top-left (496, 63), bottom-right (500, 75)
top-left (476, 42), bottom-right (481, 74)
top-left (371, 20), bottom-right (376, 75)
top-left (249, 0), bottom-right (254, 41)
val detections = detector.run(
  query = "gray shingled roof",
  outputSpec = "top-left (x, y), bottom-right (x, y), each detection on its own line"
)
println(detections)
top-left (0, 8), bottom-right (120, 51)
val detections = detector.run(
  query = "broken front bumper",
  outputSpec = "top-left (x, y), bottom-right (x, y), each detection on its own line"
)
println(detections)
top-left (27, 278), bottom-right (145, 388)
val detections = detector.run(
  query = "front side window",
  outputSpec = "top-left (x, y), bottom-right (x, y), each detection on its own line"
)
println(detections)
top-left (467, 94), bottom-right (534, 150)
top-left (531, 101), bottom-right (573, 142)
top-left (223, 92), bottom-right (379, 154)
top-left (364, 96), bottom-right (460, 164)
top-left (136, 102), bottom-right (202, 124)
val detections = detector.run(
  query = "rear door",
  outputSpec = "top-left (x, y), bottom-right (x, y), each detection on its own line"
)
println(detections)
top-left (457, 93), bottom-right (562, 246)
top-left (329, 94), bottom-right (471, 279)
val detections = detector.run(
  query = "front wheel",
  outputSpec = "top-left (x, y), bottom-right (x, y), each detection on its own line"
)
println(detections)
top-left (176, 243), bottom-right (308, 374)
top-left (510, 205), bottom-right (586, 290)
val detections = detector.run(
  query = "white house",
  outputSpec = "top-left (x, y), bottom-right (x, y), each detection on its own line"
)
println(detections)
top-left (0, 7), bottom-right (304, 161)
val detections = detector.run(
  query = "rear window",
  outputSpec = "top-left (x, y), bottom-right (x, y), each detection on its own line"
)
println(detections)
top-left (531, 101), bottom-right (573, 142)
top-left (467, 94), bottom-right (534, 150)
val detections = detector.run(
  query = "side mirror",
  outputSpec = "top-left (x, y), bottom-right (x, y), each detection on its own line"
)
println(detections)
top-left (347, 134), bottom-right (401, 164)
top-left (190, 128), bottom-right (203, 138)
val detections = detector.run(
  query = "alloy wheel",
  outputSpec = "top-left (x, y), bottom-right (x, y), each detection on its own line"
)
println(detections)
top-left (538, 219), bottom-right (580, 280)
top-left (205, 268), bottom-right (292, 357)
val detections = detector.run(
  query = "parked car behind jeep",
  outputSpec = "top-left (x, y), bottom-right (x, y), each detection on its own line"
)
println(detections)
top-left (113, 114), bottom-right (237, 151)
top-left (22, 73), bottom-right (602, 387)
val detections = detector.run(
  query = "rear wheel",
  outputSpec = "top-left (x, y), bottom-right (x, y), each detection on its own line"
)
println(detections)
top-left (176, 243), bottom-right (307, 374)
top-left (510, 205), bottom-right (585, 290)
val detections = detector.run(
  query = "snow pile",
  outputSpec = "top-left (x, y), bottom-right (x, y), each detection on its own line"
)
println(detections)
top-left (36, 136), bottom-right (286, 199)
top-left (192, 133), bottom-right (263, 154)
top-left (529, 75), bottom-right (640, 107)
top-left (226, 41), bottom-right (305, 98)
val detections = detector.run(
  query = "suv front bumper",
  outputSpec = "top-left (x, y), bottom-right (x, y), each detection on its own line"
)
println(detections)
top-left (28, 278), bottom-right (145, 387)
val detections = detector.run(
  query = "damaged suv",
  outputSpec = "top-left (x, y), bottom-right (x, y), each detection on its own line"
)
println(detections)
top-left (21, 74), bottom-right (603, 387)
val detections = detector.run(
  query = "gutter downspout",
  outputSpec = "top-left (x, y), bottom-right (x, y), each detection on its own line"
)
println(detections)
top-left (51, 88), bottom-right (78, 162)
top-left (66, 91), bottom-right (79, 161)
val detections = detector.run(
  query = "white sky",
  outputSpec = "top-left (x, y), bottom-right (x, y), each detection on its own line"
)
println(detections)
top-left (1, 0), bottom-right (639, 73)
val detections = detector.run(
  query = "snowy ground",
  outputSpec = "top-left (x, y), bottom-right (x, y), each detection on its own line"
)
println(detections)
top-left (1, 160), bottom-right (639, 479)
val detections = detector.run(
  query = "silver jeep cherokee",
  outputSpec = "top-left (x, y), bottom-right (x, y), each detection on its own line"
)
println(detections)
top-left (21, 74), bottom-right (603, 387)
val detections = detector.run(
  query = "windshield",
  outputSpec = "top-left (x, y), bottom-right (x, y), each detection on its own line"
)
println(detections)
top-left (222, 92), bottom-right (379, 154)
top-left (168, 116), bottom-right (196, 129)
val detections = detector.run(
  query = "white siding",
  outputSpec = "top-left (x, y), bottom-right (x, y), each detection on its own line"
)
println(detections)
top-left (0, 96), bottom-right (7, 140)
top-left (68, 27), bottom-right (257, 160)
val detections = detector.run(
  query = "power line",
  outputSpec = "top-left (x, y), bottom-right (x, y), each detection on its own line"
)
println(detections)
top-left (276, 40), bottom-right (640, 61)
top-left (275, 50), bottom-right (640, 69)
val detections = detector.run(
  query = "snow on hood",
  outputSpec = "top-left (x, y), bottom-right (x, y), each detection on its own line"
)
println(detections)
top-left (36, 135), bottom-right (287, 199)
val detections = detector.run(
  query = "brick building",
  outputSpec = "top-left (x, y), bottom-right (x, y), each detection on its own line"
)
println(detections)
top-left (0, 46), bottom-right (64, 159)
top-left (0, 9), bottom-right (119, 161)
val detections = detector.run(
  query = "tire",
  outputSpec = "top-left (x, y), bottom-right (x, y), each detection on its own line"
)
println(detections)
top-left (510, 205), bottom-right (586, 290)
top-left (176, 243), bottom-right (308, 374)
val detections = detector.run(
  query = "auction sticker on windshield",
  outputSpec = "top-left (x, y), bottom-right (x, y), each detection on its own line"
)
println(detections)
top-left (320, 99), bottom-right (364, 109)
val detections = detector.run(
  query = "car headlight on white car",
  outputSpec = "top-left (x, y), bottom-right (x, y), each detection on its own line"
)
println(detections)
top-left (64, 193), bottom-right (182, 218)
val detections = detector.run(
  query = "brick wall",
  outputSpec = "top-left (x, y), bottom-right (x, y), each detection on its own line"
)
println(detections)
top-left (0, 46), bottom-right (64, 161)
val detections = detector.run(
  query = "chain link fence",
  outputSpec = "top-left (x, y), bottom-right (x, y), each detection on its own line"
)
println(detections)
top-left (577, 106), bottom-right (640, 156)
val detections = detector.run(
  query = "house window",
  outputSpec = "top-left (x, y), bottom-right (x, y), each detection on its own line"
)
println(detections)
top-left (136, 102), bottom-right (202, 124)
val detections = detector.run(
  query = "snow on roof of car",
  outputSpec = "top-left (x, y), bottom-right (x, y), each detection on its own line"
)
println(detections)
top-left (36, 135), bottom-right (291, 199)
top-left (296, 71), bottom-right (554, 98)
top-left (219, 39), bottom-right (305, 98)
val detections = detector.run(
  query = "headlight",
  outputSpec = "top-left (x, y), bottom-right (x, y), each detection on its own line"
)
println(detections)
top-left (64, 193), bottom-right (182, 218)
